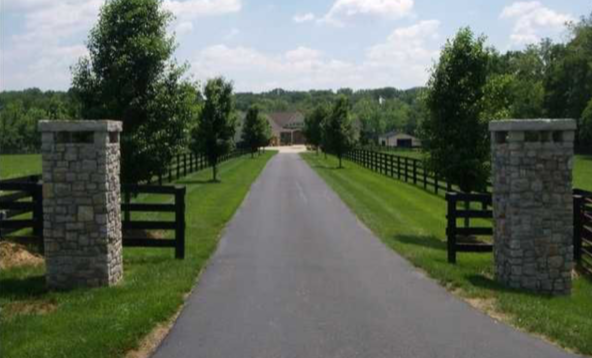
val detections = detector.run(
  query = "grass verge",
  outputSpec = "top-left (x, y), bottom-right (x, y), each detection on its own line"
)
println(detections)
top-left (0, 154), bottom-right (41, 180)
top-left (302, 152), bottom-right (592, 356)
top-left (0, 151), bottom-right (275, 358)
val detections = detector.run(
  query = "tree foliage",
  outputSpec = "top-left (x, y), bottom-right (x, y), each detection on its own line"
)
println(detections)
top-left (191, 77), bottom-right (236, 181)
top-left (303, 104), bottom-right (328, 153)
top-left (323, 96), bottom-right (356, 168)
top-left (241, 105), bottom-right (271, 157)
top-left (422, 28), bottom-right (491, 193)
top-left (71, 0), bottom-right (196, 184)
top-left (0, 89), bottom-right (76, 153)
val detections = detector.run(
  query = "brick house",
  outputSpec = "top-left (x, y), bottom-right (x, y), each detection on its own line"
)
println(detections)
top-left (266, 112), bottom-right (305, 146)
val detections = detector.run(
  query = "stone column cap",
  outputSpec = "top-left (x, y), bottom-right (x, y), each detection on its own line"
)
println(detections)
top-left (38, 120), bottom-right (123, 133)
top-left (489, 119), bottom-right (576, 132)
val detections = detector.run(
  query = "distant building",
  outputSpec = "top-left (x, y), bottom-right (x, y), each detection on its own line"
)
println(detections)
top-left (266, 112), bottom-right (305, 146)
top-left (378, 131), bottom-right (421, 148)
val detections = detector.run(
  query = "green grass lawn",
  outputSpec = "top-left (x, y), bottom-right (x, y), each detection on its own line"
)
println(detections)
top-left (575, 154), bottom-right (592, 191)
top-left (0, 154), bottom-right (42, 180)
top-left (302, 152), bottom-right (592, 356)
top-left (0, 151), bottom-right (275, 358)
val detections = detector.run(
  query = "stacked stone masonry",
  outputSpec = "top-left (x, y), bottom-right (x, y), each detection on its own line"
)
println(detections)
top-left (39, 120), bottom-right (123, 290)
top-left (490, 119), bottom-right (576, 295)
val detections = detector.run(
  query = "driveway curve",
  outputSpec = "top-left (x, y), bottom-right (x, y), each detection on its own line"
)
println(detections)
top-left (152, 152), bottom-right (578, 358)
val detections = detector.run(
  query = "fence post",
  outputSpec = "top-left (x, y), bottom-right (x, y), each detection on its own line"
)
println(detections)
top-left (413, 159), bottom-right (417, 184)
top-left (32, 184), bottom-right (44, 253)
top-left (124, 189), bottom-right (131, 225)
top-left (389, 155), bottom-right (394, 177)
top-left (435, 173), bottom-right (439, 195)
top-left (446, 193), bottom-right (457, 264)
top-left (404, 157), bottom-right (409, 182)
top-left (574, 194), bottom-right (583, 264)
top-left (397, 156), bottom-right (401, 180)
top-left (423, 163), bottom-right (427, 189)
top-left (175, 186), bottom-right (186, 259)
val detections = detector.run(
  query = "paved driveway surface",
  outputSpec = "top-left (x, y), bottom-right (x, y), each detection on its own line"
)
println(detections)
top-left (152, 153), bottom-right (578, 358)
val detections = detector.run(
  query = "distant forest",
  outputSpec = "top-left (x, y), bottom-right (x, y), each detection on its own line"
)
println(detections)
top-left (0, 86), bottom-right (425, 153)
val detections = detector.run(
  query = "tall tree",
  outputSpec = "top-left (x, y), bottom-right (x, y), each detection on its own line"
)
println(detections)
top-left (71, 0), bottom-right (196, 184)
top-left (421, 27), bottom-right (491, 193)
top-left (192, 77), bottom-right (236, 181)
top-left (323, 96), bottom-right (356, 168)
top-left (241, 105), bottom-right (271, 157)
top-left (303, 104), bottom-right (328, 154)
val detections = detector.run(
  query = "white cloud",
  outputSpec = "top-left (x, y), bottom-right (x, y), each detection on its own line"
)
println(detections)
top-left (320, 0), bottom-right (414, 26)
top-left (3, 0), bottom-right (102, 90)
top-left (293, 13), bottom-right (316, 23)
top-left (500, 1), bottom-right (574, 46)
top-left (190, 20), bottom-right (440, 92)
top-left (163, 0), bottom-right (241, 22)
top-left (2, 0), bottom-right (241, 90)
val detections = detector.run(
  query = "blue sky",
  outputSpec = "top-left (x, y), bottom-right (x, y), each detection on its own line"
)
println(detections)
top-left (0, 0), bottom-right (589, 92)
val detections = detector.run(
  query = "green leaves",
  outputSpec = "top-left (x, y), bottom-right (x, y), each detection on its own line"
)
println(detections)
top-left (191, 78), bottom-right (237, 180)
top-left (242, 105), bottom-right (271, 155)
top-left (303, 104), bottom-right (328, 150)
top-left (71, 0), bottom-right (195, 184)
top-left (423, 27), bottom-right (491, 193)
top-left (323, 96), bottom-right (356, 168)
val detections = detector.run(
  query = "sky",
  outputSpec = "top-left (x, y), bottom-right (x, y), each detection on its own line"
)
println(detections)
top-left (0, 0), bottom-right (590, 93)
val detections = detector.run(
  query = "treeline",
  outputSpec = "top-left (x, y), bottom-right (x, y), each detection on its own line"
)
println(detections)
top-left (236, 87), bottom-right (425, 144)
top-left (0, 86), bottom-right (424, 154)
top-left (0, 89), bottom-right (78, 153)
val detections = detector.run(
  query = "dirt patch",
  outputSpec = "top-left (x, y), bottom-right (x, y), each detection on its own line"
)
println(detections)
top-left (125, 310), bottom-right (181, 358)
top-left (0, 241), bottom-right (44, 270)
top-left (4, 300), bottom-right (57, 318)
top-left (464, 296), bottom-right (512, 322)
top-left (124, 230), bottom-right (168, 240)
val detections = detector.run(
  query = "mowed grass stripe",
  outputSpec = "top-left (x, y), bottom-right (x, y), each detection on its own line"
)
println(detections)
top-left (302, 152), bottom-right (592, 356)
top-left (0, 151), bottom-right (276, 358)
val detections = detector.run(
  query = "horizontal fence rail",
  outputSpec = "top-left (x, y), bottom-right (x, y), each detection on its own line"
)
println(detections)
top-left (155, 148), bottom-right (249, 185)
top-left (445, 192), bottom-right (493, 264)
top-left (121, 184), bottom-right (186, 259)
top-left (0, 176), bottom-right (43, 252)
top-left (574, 189), bottom-right (592, 272)
top-left (0, 149), bottom-right (251, 259)
top-left (344, 148), bottom-right (494, 196)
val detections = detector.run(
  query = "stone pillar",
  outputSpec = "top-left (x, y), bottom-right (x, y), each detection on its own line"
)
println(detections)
top-left (490, 119), bottom-right (576, 295)
top-left (39, 120), bottom-right (123, 289)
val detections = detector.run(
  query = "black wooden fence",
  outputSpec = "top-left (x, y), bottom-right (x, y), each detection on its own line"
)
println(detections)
top-left (345, 148), bottom-right (455, 195)
top-left (156, 148), bottom-right (249, 185)
top-left (445, 192), bottom-right (493, 264)
top-left (0, 175), bottom-right (43, 251)
top-left (446, 190), bottom-right (592, 271)
top-left (122, 184), bottom-right (186, 259)
top-left (574, 189), bottom-right (592, 272)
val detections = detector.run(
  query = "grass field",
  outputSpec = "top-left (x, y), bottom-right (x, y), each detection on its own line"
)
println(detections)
top-left (0, 154), bottom-right (41, 180)
top-left (575, 154), bottom-right (592, 191)
top-left (302, 152), bottom-right (592, 356)
top-left (0, 151), bottom-right (275, 358)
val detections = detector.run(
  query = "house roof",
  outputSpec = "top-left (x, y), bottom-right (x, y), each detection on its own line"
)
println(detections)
top-left (267, 112), bottom-right (304, 128)
top-left (379, 131), bottom-right (418, 140)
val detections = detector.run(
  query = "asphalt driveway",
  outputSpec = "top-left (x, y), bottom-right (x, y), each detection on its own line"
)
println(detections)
top-left (152, 152), bottom-right (577, 358)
